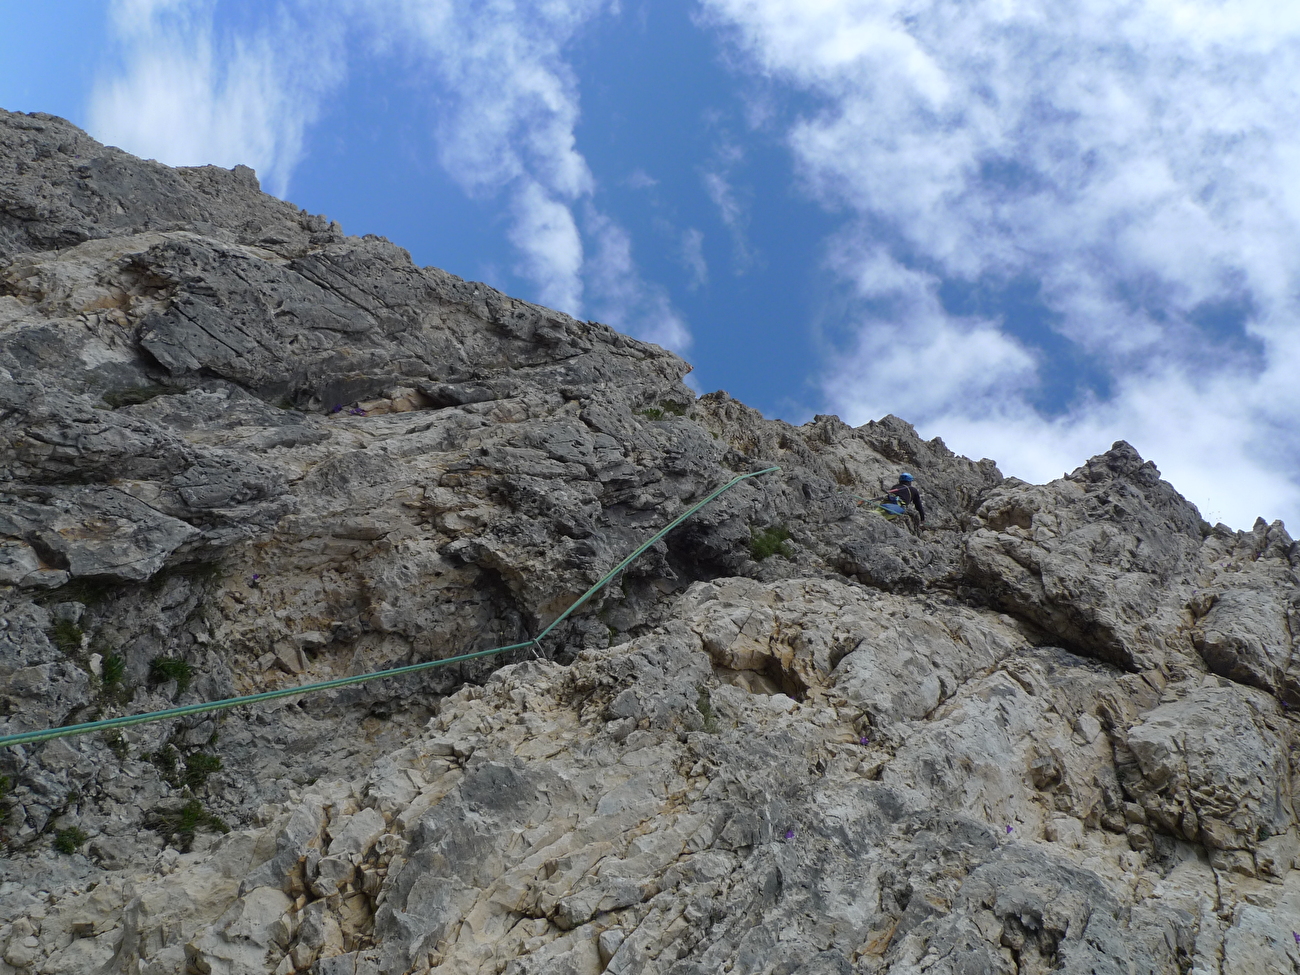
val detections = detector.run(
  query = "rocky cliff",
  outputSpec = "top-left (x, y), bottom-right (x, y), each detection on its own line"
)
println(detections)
top-left (1, 108), bottom-right (1298, 975)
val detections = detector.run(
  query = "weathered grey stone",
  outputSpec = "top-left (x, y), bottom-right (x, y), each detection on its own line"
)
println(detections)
top-left (0, 540), bottom-right (40, 585)
top-left (1120, 680), bottom-right (1293, 852)
top-left (964, 442), bottom-right (1206, 672)
top-left (326, 807), bottom-right (385, 860)
top-left (185, 885), bottom-right (293, 975)
top-left (239, 802), bottom-right (326, 895)
top-left (0, 488), bottom-right (199, 582)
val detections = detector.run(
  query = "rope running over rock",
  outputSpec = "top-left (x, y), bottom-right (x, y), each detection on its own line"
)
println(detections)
top-left (0, 466), bottom-right (781, 749)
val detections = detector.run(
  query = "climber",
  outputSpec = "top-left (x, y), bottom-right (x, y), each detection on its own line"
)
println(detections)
top-left (886, 472), bottom-right (925, 531)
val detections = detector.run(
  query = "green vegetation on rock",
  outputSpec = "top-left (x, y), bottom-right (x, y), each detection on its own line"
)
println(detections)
top-left (51, 619), bottom-right (84, 655)
top-left (695, 686), bottom-right (719, 733)
top-left (750, 525), bottom-right (793, 561)
top-left (148, 799), bottom-right (229, 852)
top-left (99, 651), bottom-right (129, 705)
top-left (149, 744), bottom-right (179, 784)
top-left (183, 752), bottom-right (223, 791)
top-left (639, 401), bottom-right (688, 421)
top-left (149, 656), bottom-right (193, 693)
top-left (53, 827), bottom-right (88, 855)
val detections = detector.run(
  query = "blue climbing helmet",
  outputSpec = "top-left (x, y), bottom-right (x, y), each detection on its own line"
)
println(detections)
top-left (899, 472), bottom-right (915, 483)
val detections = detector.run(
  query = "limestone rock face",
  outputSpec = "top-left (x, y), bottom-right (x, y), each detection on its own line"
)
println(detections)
top-left (2, 109), bottom-right (1299, 974)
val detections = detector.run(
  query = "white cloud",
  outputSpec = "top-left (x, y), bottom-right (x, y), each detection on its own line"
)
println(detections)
top-left (702, 170), bottom-right (751, 269)
top-left (702, 171), bottom-right (741, 228)
top-left (376, 0), bottom-right (599, 199)
top-left (680, 228), bottom-right (708, 289)
top-left (823, 248), bottom-right (1038, 420)
top-left (370, 0), bottom-right (691, 333)
top-left (930, 368), bottom-right (1298, 531)
top-left (702, 146), bottom-right (754, 271)
top-left (365, 1), bottom-right (692, 331)
top-left (509, 180), bottom-right (586, 313)
top-left (626, 168), bottom-right (658, 189)
top-left (585, 208), bottom-right (691, 351)
top-left (365, 0), bottom-right (603, 316)
top-left (703, 0), bottom-right (1300, 530)
top-left (89, 0), bottom-right (343, 197)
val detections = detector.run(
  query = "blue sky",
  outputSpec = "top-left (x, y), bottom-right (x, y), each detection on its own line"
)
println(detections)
top-left (4, 0), bottom-right (1300, 531)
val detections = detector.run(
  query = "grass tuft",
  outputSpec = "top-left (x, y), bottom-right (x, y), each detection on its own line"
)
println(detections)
top-left (53, 827), bottom-right (88, 855)
top-left (749, 525), bottom-right (793, 561)
top-left (638, 402), bottom-right (687, 421)
top-left (39, 577), bottom-right (117, 608)
top-left (101, 652), bottom-right (126, 687)
top-left (149, 657), bottom-right (193, 694)
top-left (51, 619), bottom-right (84, 655)
top-left (149, 745), bottom-right (179, 784)
top-left (149, 799), bottom-right (229, 852)
top-left (183, 752), bottom-right (223, 791)
top-left (150, 744), bottom-right (222, 792)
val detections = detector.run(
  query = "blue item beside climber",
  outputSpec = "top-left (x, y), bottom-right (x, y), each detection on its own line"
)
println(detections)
top-left (887, 472), bottom-right (925, 525)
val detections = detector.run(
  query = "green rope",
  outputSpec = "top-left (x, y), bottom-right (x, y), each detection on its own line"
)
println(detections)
top-left (0, 466), bottom-right (781, 750)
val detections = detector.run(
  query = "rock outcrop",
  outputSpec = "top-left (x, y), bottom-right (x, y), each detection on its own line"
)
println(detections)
top-left (1, 108), bottom-right (1298, 974)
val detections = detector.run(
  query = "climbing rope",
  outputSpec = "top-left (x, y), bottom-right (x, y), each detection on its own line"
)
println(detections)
top-left (841, 490), bottom-right (927, 535)
top-left (842, 491), bottom-right (902, 515)
top-left (0, 466), bottom-right (781, 750)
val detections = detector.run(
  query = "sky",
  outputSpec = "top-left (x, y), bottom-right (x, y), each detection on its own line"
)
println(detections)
top-left (2, 0), bottom-right (1298, 532)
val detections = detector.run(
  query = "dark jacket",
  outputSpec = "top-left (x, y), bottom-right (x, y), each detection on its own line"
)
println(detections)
top-left (888, 482), bottom-right (925, 521)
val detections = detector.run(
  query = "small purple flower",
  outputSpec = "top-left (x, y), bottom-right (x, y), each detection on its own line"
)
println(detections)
top-left (1005, 825), bottom-right (1014, 835)
top-left (251, 573), bottom-right (260, 581)
top-left (331, 404), bottom-right (342, 414)
top-left (1294, 930), bottom-right (1299, 945)
top-left (859, 736), bottom-right (870, 746)
top-left (349, 406), bottom-right (366, 416)
top-left (784, 828), bottom-right (795, 841)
